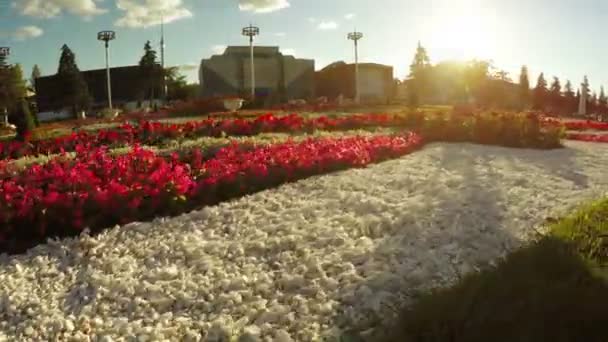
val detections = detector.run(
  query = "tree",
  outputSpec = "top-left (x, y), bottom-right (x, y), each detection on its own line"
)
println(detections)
top-left (0, 63), bottom-right (27, 112)
top-left (582, 76), bottom-right (591, 113)
top-left (518, 66), bottom-right (531, 110)
top-left (139, 41), bottom-right (161, 107)
top-left (599, 86), bottom-right (607, 116)
top-left (10, 98), bottom-right (36, 141)
top-left (408, 41), bottom-right (432, 105)
top-left (165, 67), bottom-right (197, 101)
top-left (31, 64), bottom-right (41, 89)
top-left (56, 44), bottom-right (92, 114)
top-left (533, 72), bottom-right (548, 110)
top-left (563, 80), bottom-right (576, 114)
top-left (549, 76), bottom-right (562, 112)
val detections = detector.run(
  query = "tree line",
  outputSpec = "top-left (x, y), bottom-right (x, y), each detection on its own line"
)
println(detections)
top-left (406, 42), bottom-right (604, 116)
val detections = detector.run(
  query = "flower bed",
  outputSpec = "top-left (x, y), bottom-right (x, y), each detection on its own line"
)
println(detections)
top-left (0, 132), bottom-right (423, 254)
top-left (0, 114), bottom-right (405, 160)
top-left (0, 112), bottom-right (566, 161)
top-left (541, 116), bottom-right (608, 131)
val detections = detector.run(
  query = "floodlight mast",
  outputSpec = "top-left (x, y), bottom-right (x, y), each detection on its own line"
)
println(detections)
top-left (242, 24), bottom-right (260, 100)
top-left (347, 31), bottom-right (364, 104)
top-left (97, 31), bottom-right (116, 110)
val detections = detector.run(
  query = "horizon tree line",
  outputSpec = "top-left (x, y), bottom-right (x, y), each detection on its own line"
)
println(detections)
top-left (406, 42), bottom-right (606, 116)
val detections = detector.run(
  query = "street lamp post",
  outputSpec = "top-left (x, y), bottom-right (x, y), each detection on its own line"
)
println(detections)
top-left (347, 30), bottom-right (363, 104)
top-left (97, 31), bottom-right (116, 110)
top-left (242, 24), bottom-right (260, 101)
top-left (0, 46), bottom-right (10, 125)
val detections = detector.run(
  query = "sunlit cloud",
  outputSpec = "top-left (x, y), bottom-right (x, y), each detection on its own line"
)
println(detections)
top-left (345, 13), bottom-right (356, 20)
top-left (275, 32), bottom-right (286, 37)
top-left (13, 0), bottom-right (106, 18)
top-left (318, 21), bottom-right (338, 30)
top-left (239, 0), bottom-right (289, 13)
top-left (114, 0), bottom-right (193, 28)
top-left (13, 25), bottom-right (44, 41)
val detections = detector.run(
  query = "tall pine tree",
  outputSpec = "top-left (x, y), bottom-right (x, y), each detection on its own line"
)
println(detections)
top-left (599, 86), bottom-right (607, 116)
top-left (549, 76), bottom-right (562, 112)
top-left (56, 44), bottom-right (91, 115)
top-left (31, 64), bottom-right (41, 89)
top-left (533, 72), bottom-right (548, 110)
top-left (563, 80), bottom-right (576, 114)
top-left (408, 41), bottom-right (432, 107)
top-left (139, 41), bottom-right (161, 107)
top-left (518, 66), bottom-right (530, 109)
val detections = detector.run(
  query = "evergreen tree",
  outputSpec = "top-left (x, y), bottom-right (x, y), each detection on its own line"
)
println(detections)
top-left (549, 76), bottom-right (562, 112)
top-left (518, 66), bottom-right (531, 109)
top-left (56, 44), bottom-right (92, 114)
top-left (0, 63), bottom-right (27, 112)
top-left (408, 41), bottom-right (432, 106)
top-left (139, 41), bottom-right (161, 106)
top-left (599, 86), bottom-right (607, 115)
top-left (563, 80), bottom-right (576, 114)
top-left (533, 72), bottom-right (548, 110)
top-left (31, 64), bottom-right (41, 89)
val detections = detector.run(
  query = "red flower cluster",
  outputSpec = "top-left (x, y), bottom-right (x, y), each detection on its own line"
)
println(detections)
top-left (0, 113), bottom-right (405, 160)
top-left (540, 117), bottom-right (608, 131)
top-left (564, 133), bottom-right (608, 143)
top-left (0, 133), bottom-right (423, 251)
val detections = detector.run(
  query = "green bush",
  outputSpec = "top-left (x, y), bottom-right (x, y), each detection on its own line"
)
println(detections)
top-left (399, 110), bottom-right (564, 149)
top-left (384, 238), bottom-right (608, 342)
top-left (550, 199), bottom-right (608, 269)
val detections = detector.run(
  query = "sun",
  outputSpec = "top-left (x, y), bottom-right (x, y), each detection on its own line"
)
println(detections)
top-left (426, 1), bottom-right (500, 62)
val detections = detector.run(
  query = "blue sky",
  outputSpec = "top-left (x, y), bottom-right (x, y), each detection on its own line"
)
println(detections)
top-left (1, 0), bottom-right (608, 92)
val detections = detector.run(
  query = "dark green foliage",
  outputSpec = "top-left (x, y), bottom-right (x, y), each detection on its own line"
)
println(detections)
top-left (139, 41), bottom-right (162, 104)
top-left (11, 99), bottom-right (35, 141)
top-left (550, 199), bottom-right (608, 267)
top-left (533, 72), bottom-right (548, 110)
top-left (56, 45), bottom-right (92, 113)
top-left (385, 238), bottom-right (608, 342)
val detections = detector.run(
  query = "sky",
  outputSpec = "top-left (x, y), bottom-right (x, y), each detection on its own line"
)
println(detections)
top-left (1, 0), bottom-right (608, 91)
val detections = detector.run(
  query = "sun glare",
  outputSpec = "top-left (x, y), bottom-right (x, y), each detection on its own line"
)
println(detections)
top-left (426, 0), bottom-right (500, 62)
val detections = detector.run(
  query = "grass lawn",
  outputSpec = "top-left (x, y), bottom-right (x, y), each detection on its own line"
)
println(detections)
top-left (382, 197), bottom-right (608, 342)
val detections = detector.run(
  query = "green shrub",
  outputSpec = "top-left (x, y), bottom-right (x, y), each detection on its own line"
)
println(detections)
top-left (385, 238), bottom-right (608, 342)
top-left (550, 199), bottom-right (608, 268)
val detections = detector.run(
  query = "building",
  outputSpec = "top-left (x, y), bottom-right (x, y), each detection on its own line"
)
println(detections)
top-left (199, 46), bottom-right (315, 105)
top-left (35, 65), bottom-right (162, 121)
top-left (315, 61), bottom-right (394, 104)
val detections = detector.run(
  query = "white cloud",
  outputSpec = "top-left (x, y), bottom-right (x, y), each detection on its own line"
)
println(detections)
top-left (308, 17), bottom-right (317, 23)
top-left (282, 48), bottom-right (296, 56)
top-left (211, 45), bottom-right (227, 55)
top-left (115, 0), bottom-right (193, 28)
top-left (12, 0), bottom-right (106, 18)
top-left (239, 0), bottom-right (289, 13)
top-left (345, 13), bottom-right (356, 20)
top-left (13, 25), bottom-right (44, 41)
top-left (274, 32), bottom-right (286, 37)
top-left (178, 62), bottom-right (198, 71)
top-left (318, 21), bottom-right (338, 30)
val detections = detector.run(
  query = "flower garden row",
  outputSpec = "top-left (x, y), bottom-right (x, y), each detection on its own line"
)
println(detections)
top-left (1, 111), bottom-right (577, 161)
top-left (0, 133), bottom-right (424, 253)
top-left (0, 114), bottom-right (402, 160)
